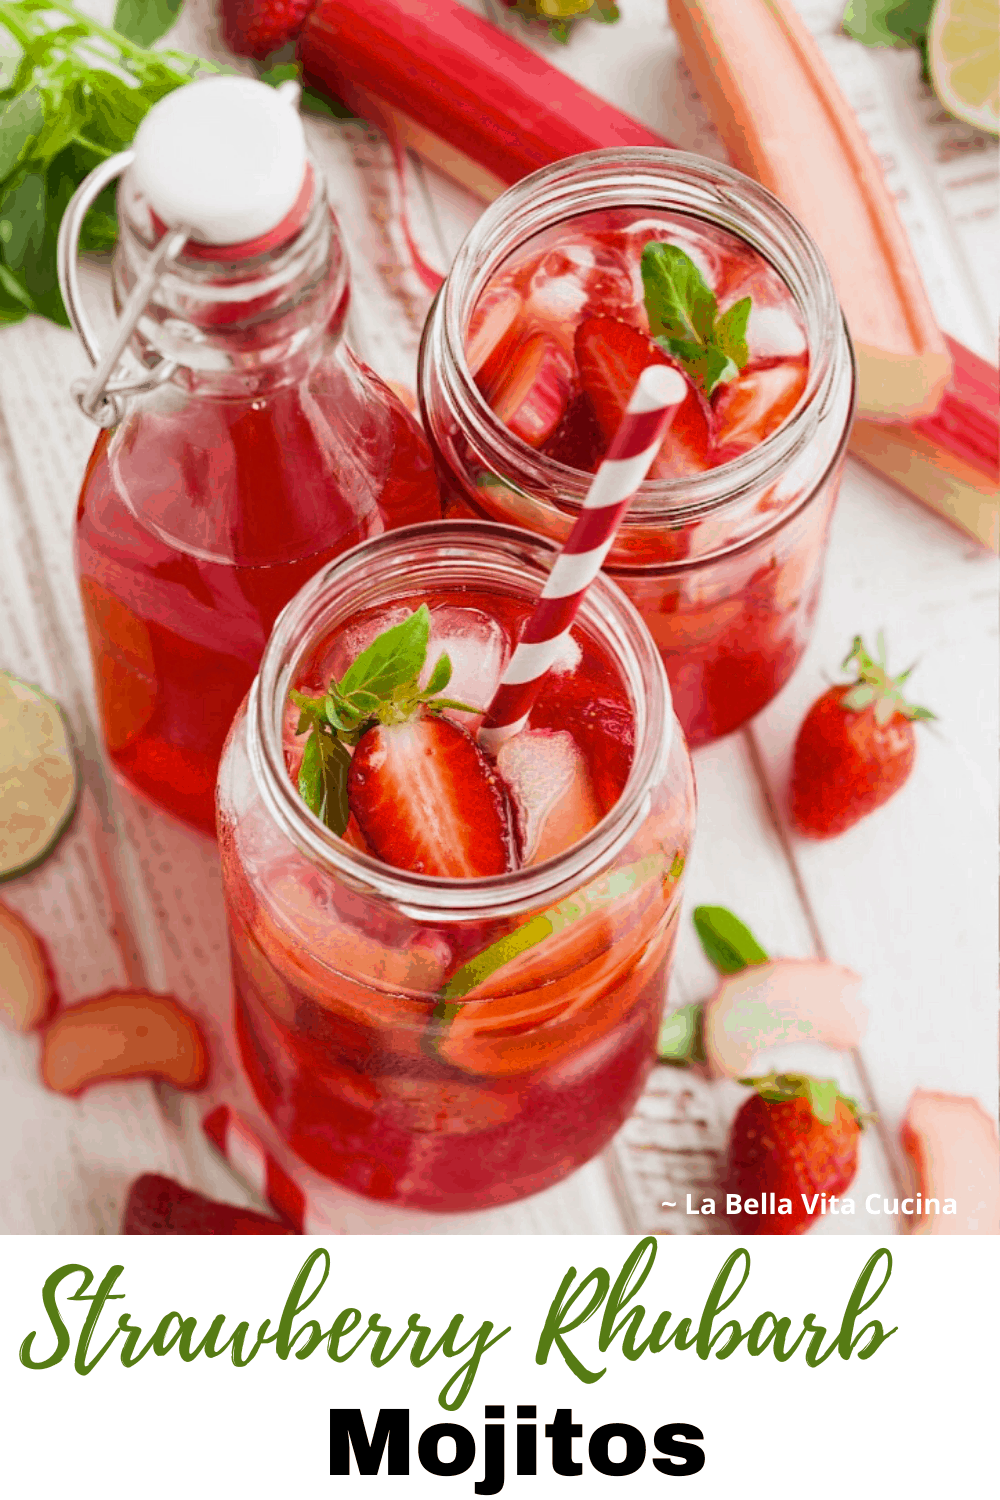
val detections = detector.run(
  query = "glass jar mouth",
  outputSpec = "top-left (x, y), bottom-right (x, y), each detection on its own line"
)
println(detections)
top-left (248, 520), bottom-right (675, 920)
top-left (432, 148), bottom-right (843, 524)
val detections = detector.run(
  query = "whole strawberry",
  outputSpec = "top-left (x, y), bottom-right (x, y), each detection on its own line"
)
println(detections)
top-left (790, 634), bottom-right (934, 838)
top-left (726, 1073), bottom-right (863, 1235)
top-left (221, 0), bottom-right (314, 61)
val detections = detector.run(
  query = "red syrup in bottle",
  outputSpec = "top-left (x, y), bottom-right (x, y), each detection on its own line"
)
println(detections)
top-left (74, 80), bottom-right (441, 834)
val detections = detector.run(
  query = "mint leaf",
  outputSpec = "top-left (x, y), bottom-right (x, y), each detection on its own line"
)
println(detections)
top-left (843, 0), bottom-right (933, 49)
top-left (0, 0), bottom-right (218, 327)
top-left (113, 0), bottom-right (183, 49)
top-left (714, 296), bottom-right (751, 369)
top-left (642, 242), bottom-right (753, 398)
top-left (422, 653), bottom-right (452, 698)
top-left (642, 241), bottom-right (717, 346)
top-left (656, 1003), bottom-right (706, 1066)
top-left (692, 905), bottom-right (769, 974)
top-left (297, 726), bottom-right (351, 835)
top-left (338, 605), bottom-right (430, 702)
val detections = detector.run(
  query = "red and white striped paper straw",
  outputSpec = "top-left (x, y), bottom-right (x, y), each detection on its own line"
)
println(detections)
top-left (202, 1104), bottom-right (316, 1233)
top-left (480, 364), bottom-right (687, 752)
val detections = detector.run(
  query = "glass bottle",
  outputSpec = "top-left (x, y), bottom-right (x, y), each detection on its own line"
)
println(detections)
top-left (73, 80), bottom-right (441, 834)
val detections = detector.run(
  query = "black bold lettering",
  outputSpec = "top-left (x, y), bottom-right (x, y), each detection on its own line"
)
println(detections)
top-left (418, 1423), bottom-right (476, 1477)
top-left (652, 1423), bottom-right (706, 1476)
top-left (589, 1423), bottom-right (646, 1476)
top-left (330, 1408), bottom-right (409, 1475)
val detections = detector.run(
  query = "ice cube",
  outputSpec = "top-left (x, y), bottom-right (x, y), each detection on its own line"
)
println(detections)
top-left (497, 729), bottom-right (603, 865)
top-left (746, 303), bottom-right (808, 360)
top-left (424, 606), bottom-right (511, 729)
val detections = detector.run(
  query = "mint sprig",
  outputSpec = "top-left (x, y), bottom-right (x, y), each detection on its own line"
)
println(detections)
top-left (641, 242), bottom-right (752, 399)
top-left (290, 605), bottom-right (481, 835)
top-left (0, 0), bottom-right (219, 327)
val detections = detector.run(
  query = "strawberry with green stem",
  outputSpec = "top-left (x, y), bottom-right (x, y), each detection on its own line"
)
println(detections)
top-left (725, 1072), bottom-right (864, 1235)
top-left (790, 632), bottom-right (935, 839)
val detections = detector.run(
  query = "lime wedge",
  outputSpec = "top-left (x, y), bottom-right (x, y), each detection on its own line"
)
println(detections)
top-left (0, 672), bottom-right (78, 880)
top-left (928, 0), bottom-right (999, 135)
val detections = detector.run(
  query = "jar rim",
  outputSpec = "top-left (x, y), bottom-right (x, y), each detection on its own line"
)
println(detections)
top-left (246, 520), bottom-right (677, 919)
top-left (429, 148), bottom-right (845, 525)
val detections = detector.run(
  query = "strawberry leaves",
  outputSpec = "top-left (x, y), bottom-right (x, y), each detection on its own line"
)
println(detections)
top-left (641, 241), bottom-right (752, 398)
top-left (737, 1071), bottom-right (864, 1129)
top-left (291, 606), bottom-right (481, 834)
top-left (839, 633), bottom-right (936, 727)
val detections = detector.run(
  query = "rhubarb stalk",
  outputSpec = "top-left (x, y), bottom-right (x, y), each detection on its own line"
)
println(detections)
top-left (665, 0), bottom-right (952, 422)
top-left (296, 0), bottom-right (672, 202)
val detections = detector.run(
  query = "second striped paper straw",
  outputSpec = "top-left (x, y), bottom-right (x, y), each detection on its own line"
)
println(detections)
top-left (479, 363), bottom-right (687, 753)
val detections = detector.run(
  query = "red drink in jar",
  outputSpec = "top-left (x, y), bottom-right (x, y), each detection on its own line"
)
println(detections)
top-left (73, 80), bottom-right (440, 834)
top-left (217, 523), bottom-right (695, 1211)
top-left (419, 150), bottom-right (856, 745)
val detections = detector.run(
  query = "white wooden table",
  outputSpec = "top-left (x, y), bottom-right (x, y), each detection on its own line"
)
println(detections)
top-left (1, 0), bottom-right (996, 1235)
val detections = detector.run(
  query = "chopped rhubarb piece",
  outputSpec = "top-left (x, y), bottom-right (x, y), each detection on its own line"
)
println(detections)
top-left (467, 287), bottom-right (525, 386)
top-left (574, 317), bottom-right (711, 477)
top-left (497, 729), bottom-right (604, 865)
top-left (483, 332), bottom-right (574, 449)
top-left (0, 902), bottom-right (57, 1032)
top-left (347, 713), bottom-right (517, 877)
top-left (123, 1174), bottom-right (294, 1234)
top-left (900, 1091), bottom-right (1000, 1235)
top-left (40, 990), bottom-right (208, 1095)
top-left (702, 958), bottom-right (866, 1079)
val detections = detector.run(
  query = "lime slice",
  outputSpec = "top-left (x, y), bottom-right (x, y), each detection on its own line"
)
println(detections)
top-left (0, 672), bottom-right (78, 880)
top-left (928, 0), bottom-right (999, 135)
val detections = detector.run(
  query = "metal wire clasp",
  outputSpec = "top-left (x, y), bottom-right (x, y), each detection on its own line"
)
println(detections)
top-left (56, 151), bottom-right (190, 429)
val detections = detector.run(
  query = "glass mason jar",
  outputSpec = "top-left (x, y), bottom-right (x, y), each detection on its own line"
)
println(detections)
top-left (76, 159), bottom-right (440, 835)
top-left (217, 521), bottom-right (696, 1212)
top-left (418, 149), bottom-right (856, 746)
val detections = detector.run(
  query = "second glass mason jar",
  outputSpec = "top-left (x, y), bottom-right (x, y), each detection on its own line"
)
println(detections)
top-left (217, 522), bottom-right (695, 1212)
top-left (418, 149), bottom-right (856, 746)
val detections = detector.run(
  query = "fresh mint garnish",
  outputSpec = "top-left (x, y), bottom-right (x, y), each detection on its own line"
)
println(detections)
top-left (0, 0), bottom-right (220, 327)
top-left (641, 241), bottom-right (752, 399)
top-left (692, 905), bottom-right (769, 974)
top-left (290, 605), bottom-right (481, 835)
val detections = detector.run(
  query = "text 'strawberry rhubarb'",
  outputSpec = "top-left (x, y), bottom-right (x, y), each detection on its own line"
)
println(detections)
top-left (73, 79), bottom-right (440, 835)
top-left (419, 150), bottom-right (857, 745)
top-left (217, 523), bottom-right (695, 1211)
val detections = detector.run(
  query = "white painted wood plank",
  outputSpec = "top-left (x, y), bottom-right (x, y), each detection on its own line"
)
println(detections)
top-left (750, 461), bottom-right (999, 1139)
top-left (611, 733), bottom-right (897, 1235)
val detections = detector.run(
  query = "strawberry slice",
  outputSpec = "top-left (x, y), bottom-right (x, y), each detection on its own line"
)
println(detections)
top-left (574, 316), bottom-right (711, 477)
top-left (347, 713), bottom-right (517, 878)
